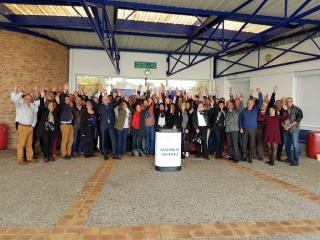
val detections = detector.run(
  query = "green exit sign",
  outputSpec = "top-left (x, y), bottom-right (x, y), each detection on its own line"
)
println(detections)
top-left (134, 61), bottom-right (157, 69)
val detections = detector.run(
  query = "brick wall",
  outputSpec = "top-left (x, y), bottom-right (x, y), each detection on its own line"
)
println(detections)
top-left (0, 30), bottom-right (69, 148)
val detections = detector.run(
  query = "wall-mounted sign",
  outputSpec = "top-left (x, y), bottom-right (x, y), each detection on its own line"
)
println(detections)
top-left (134, 61), bottom-right (157, 69)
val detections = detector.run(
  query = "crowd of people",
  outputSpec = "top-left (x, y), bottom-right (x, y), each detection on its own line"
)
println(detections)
top-left (11, 81), bottom-right (303, 167)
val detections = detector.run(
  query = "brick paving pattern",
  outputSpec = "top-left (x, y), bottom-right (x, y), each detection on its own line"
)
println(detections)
top-left (1, 154), bottom-right (320, 239)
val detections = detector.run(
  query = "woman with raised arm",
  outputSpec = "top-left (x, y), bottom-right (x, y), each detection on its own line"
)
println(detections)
top-left (80, 101), bottom-right (97, 158)
top-left (258, 105), bottom-right (288, 165)
top-left (37, 101), bottom-right (59, 162)
top-left (131, 104), bottom-right (147, 157)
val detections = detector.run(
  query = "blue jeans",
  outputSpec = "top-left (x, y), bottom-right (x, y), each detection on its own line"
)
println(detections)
top-left (115, 128), bottom-right (129, 155)
top-left (284, 131), bottom-right (300, 165)
top-left (145, 127), bottom-right (155, 153)
top-left (72, 128), bottom-right (83, 153)
top-left (101, 127), bottom-right (117, 156)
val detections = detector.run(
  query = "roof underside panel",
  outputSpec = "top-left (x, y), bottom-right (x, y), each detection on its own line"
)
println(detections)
top-left (25, 28), bottom-right (221, 54)
top-left (27, 28), bottom-right (101, 47)
top-left (0, 0), bottom-right (318, 57)
top-left (113, 0), bottom-right (320, 19)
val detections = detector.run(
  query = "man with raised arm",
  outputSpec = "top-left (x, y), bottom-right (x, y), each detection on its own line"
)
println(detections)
top-left (11, 81), bottom-right (39, 165)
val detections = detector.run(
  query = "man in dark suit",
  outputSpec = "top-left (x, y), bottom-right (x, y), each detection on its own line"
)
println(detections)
top-left (95, 92), bottom-right (123, 160)
top-left (192, 102), bottom-right (210, 160)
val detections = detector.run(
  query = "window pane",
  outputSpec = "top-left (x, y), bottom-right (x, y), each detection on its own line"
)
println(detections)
top-left (167, 79), bottom-right (207, 95)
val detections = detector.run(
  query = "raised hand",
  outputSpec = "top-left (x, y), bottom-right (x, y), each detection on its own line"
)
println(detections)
top-left (14, 81), bottom-right (20, 92)
top-left (239, 93), bottom-right (244, 101)
top-left (63, 83), bottom-right (69, 93)
top-left (55, 95), bottom-right (60, 104)
top-left (40, 88), bottom-right (45, 98)
top-left (273, 85), bottom-right (278, 93)
top-left (256, 88), bottom-right (261, 93)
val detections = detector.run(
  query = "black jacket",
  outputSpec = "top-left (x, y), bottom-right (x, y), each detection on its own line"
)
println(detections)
top-left (166, 109), bottom-right (183, 129)
top-left (37, 109), bottom-right (60, 137)
top-left (211, 107), bottom-right (226, 129)
top-left (192, 110), bottom-right (209, 130)
top-left (72, 105), bottom-right (86, 129)
top-left (92, 97), bottom-right (123, 130)
top-left (80, 111), bottom-right (97, 141)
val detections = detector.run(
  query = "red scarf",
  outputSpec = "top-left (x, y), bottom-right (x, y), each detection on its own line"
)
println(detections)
top-left (131, 111), bottom-right (141, 129)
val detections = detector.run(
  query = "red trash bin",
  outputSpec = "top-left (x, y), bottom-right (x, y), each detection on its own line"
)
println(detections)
top-left (0, 123), bottom-right (8, 150)
top-left (307, 131), bottom-right (320, 159)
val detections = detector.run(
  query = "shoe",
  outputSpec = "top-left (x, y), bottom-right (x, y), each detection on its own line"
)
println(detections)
top-left (104, 155), bottom-right (109, 160)
top-left (113, 155), bottom-right (121, 160)
top-left (215, 154), bottom-right (220, 159)
top-left (44, 158), bottom-right (50, 163)
top-left (28, 160), bottom-right (37, 163)
top-left (218, 153), bottom-right (223, 158)
top-left (227, 157), bottom-right (234, 161)
top-left (233, 159), bottom-right (239, 163)
top-left (64, 155), bottom-right (71, 160)
top-left (248, 159), bottom-right (252, 163)
top-left (266, 160), bottom-right (274, 166)
top-left (18, 160), bottom-right (25, 165)
top-left (204, 156), bottom-right (210, 160)
top-left (258, 157), bottom-right (263, 161)
top-left (290, 163), bottom-right (299, 166)
top-left (138, 150), bottom-right (145, 157)
top-left (72, 152), bottom-right (79, 157)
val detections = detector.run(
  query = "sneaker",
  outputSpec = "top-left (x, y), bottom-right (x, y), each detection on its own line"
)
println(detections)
top-left (64, 155), bottom-right (71, 160)
top-left (104, 155), bottom-right (109, 160)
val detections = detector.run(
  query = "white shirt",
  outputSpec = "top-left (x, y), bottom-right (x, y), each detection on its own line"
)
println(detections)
top-left (123, 108), bottom-right (130, 129)
top-left (11, 91), bottom-right (38, 127)
top-left (158, 115), bottom-right (166, 127)
top-left (197, 111), bottom-right (206, 127)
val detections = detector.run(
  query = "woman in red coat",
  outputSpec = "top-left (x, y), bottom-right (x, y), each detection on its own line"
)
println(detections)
top-left (258, 106), bottom-right (288, 165)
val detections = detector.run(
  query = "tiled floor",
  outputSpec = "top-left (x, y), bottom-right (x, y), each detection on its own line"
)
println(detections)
top-left (0, 150), bottom-right (320, 239)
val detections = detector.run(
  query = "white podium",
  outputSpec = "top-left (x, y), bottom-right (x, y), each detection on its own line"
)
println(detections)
top-left (155, 128), bottom-right (181, 171)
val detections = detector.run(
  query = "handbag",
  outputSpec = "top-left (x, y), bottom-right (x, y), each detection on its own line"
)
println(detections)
top-left (183, 133), bottom-right (192, 152)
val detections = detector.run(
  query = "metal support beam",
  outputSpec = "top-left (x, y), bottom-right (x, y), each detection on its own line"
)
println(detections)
top-left (1, 0), bottom-right (319, 26)
top-left (1, 15), bottom-right (262, 42)
top-left (167, 0), bottom-right (256, 76)
top-left (0, 13), bottom-right (66, 46)
top-left (65, 0), bottom-right (120, 74)
top-left (215, 26), bottom-right (320, 77)
top-left (167, 0), bottom-right (320, 76)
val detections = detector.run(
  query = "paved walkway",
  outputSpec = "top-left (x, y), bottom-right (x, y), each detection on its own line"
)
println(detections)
top-left (0, 149), bottom-right (320, 239)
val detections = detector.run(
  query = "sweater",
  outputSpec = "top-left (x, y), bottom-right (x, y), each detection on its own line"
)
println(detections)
top-left (239, 93), bottom-right (263, 129)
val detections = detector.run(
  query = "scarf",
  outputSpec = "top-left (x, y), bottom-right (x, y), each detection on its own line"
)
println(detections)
top-left (131, 111), bottom-right (141, 129)
top-left (48, 111), bottom-right (54, 124)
